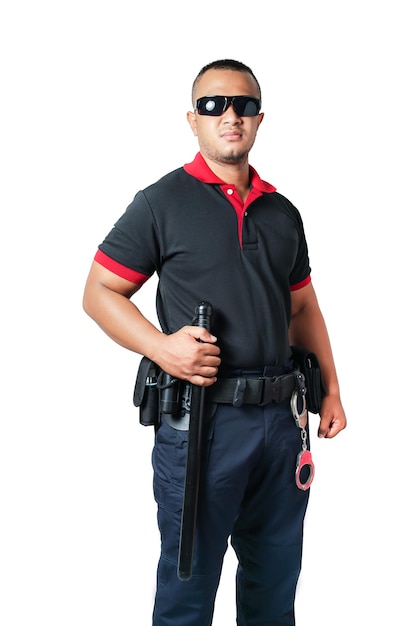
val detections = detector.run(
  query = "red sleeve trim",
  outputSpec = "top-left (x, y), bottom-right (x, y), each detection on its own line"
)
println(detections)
top-left (290, 275), bottom-right (312, 291)
top-left (94, 250), bottom-right (150, 286)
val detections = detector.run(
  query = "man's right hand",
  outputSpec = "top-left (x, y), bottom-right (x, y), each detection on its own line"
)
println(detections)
top-left (153, 326), bottom-right (221, 387)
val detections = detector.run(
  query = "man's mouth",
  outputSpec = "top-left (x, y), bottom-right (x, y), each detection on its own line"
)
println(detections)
top-left (221, 131), bottom-right (242, 141)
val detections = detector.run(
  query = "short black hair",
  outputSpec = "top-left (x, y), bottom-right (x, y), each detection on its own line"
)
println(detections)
top-left (192, 59), bottom-right (261, 104)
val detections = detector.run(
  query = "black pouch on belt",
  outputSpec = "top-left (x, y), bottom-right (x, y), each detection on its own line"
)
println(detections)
top-left (291, 346), bottom-right (327, 414)
top-left (133, 356), bottom-right (161, 426)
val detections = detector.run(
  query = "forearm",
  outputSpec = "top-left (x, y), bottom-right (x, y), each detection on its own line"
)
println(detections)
top-left (289, 282), bottom-right (346, 437)
top-left (289, 305), bottom-right (340, 397)
top-left (83, 267), bottom-right (220, 384)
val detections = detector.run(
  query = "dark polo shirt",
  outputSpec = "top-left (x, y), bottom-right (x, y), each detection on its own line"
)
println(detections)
top-left (95, 153), bottom-right (311, 369)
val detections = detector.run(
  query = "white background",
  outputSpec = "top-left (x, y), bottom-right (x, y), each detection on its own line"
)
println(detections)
top-left (1, 1), bottom-right (416, 624)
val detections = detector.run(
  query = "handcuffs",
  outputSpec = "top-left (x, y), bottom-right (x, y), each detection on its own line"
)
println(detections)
top-left (291, 373), bottom-right (315, 491)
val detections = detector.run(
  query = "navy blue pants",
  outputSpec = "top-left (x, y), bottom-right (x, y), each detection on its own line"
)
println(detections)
top-left (151, 399), bottom-right (310, 626)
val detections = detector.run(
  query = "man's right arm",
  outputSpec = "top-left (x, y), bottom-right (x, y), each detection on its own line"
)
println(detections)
top-left (82, 261), bottom-right (220, 386)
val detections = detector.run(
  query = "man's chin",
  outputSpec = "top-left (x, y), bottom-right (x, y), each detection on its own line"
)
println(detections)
top-left (219, 151), bottom-right (246, 164)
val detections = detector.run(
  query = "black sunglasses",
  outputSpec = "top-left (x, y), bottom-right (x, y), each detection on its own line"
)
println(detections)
top-left (194, 95), bottom-right (262, 117)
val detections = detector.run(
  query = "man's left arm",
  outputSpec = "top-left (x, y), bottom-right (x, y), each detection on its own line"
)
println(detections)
top-left (289, 281), bottom-right (347, 439)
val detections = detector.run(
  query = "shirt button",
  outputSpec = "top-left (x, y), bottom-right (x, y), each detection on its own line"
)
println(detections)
top-left (226, 188), bottom-right (233, 195)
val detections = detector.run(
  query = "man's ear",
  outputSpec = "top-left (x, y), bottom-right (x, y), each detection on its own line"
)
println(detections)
top-left (187, 111), bottom-right (198, 136)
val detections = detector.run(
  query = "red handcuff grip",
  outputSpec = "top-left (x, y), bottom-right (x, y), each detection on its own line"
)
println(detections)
top-left (295, 449), bottom-right (315, 490)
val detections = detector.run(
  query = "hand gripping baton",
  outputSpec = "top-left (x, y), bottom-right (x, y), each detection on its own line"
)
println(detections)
top-left (177, 301), bottom-right (213, 581)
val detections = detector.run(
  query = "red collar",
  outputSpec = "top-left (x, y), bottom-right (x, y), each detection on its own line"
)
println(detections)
top-left (184, 152), bottom-right (276, 193)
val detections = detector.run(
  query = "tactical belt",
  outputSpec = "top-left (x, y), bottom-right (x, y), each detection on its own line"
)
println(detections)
top-left (206, 371), bottom-right (304, 408)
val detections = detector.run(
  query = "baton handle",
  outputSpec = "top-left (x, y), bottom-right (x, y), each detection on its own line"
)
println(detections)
top-left (177, 301), bottom-right (213, 581)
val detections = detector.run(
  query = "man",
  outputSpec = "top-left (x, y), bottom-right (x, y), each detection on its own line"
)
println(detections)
top-left (83, 59), bottom-right (346, 626)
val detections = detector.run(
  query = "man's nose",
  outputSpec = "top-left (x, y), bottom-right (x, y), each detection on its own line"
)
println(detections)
top-left (222, 103), bottom-right (241, 122)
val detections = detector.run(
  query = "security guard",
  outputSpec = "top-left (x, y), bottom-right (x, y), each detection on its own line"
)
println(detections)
top-left (83, 59), bottom-right (347, 626)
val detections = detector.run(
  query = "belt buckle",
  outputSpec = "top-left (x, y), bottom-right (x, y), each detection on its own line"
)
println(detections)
top-left (260, 376), bottom-right (281, 405)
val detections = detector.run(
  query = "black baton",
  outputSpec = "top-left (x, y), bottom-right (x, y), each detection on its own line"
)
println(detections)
top-left (177, 301), bottom-right (213, 581)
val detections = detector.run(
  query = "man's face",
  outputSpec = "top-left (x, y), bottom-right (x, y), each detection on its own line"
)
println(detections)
top-left (187, 69), bottom-right (264, 166)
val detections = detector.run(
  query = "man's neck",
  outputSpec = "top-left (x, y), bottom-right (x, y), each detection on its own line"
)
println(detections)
top-left (204, 156), bottom-right (251, 202)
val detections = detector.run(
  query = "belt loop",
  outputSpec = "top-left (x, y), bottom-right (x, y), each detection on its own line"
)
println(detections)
top-left (260, 377), bottom-right (273, 405)
top-left (232, 377), bottom-right (247, 407)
